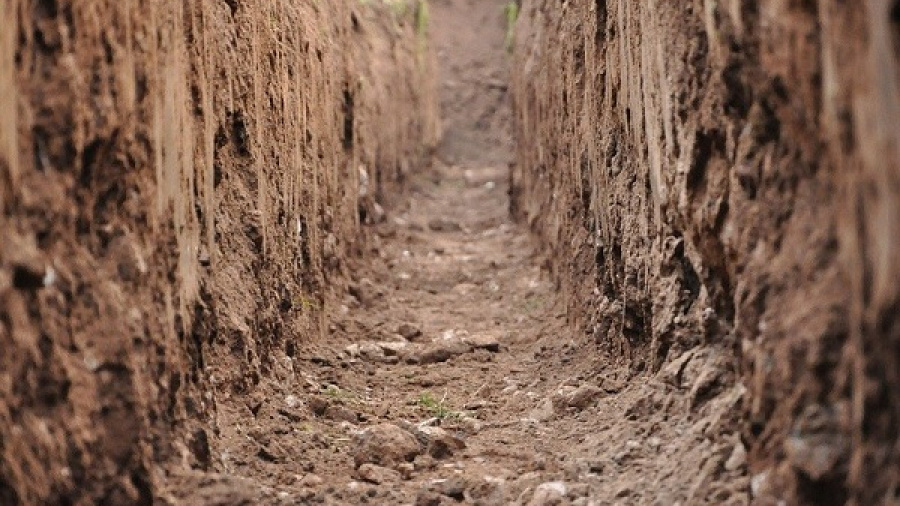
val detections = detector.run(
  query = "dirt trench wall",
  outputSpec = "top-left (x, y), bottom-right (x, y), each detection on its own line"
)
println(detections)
top-left (0, 1), bottom-right (437, 503)
top-left (511, 0), bottom-right (899, 503)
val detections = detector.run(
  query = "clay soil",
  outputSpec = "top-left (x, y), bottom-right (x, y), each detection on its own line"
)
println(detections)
top-left (158, 1), bottom-right (748, 504)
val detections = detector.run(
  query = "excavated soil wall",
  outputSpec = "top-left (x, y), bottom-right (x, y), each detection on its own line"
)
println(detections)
top-left (0, 1), bottom-right (437, 503)
top-left (511, 0), bottom-right (900, 503)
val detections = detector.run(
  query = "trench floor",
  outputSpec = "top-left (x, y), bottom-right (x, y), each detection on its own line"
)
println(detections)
top-left (163, 163), bottom-right (749, 505)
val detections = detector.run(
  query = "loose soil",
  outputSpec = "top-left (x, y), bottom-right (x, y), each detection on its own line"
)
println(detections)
top-left (165, 160), bottom-right (748, 505)
top-left (160, 2), bottom-right (748, 503)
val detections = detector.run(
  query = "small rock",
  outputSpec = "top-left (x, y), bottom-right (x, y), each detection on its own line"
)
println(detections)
top-left (567, 483), bottom-right (589, 498)
top-left (325, 405), bottom-right (358, 423)
top-left (566, 385), bottom-right (603, 410)
top-left (352, 424), bottom-right (421, 468)
top-left (784, 433), bottom-right (847, 480)
top-left (529, 481), bottom-right (567, 506)
top-left (377, 340), bottom-right (409, 356)
top-left (431, 477), bottom-right (466, 501)
top-left (358, 166), bottom-right (370, 197)
top-left (403, 423), bottom-right (466, 459)
top-left (359, 342), bottom-right (387, 361)
top-left (550, 384), bottom-right (602, 412)
top-left (397, 462), bottom-right (416, 479)
top-left (528, 398), bottom-right (556, 422)
top-left (464, 400), bottom-right (489, 411)
top-left (358, 463), bottom-right (401, 484)
top-left (411, 338), bottom-right (472, 364)
top-left (307, 396), bottom-right (329, 416)
top-left (415, 490), bottom-right (451, 506)
top-left (463, 333), bottom-right (501, 352)
top-left (425, 428), bottom-right (466, 459)
top-left (689, 361), bottom-right (724, 406)
top-left (300, 474), bottom-right (324, 488)
top-left (468, 476), bottom-right (507, 506)
top-left (414, 453), bottom-right (436, 471)
top-left (575, 458), bottom-right (605, 475)
top-left (452, 283), bottom-right (478, 295)
top-left (370, 202), bottom-right (386, 223)
top-left (348, 279), bottom-right (378, 307)
top-left (428, 218), bottom-right (462, 232)
top-left (344, 343), bottom-right (362, 358)
top-left (725, 442), bottom-right (747, 471)
top-left (295, 488), bottom-right (316, 501)
top-left (614, 485), bottom-right (633, 498)
top-left (750, 470), bottom-right (769, 498)
top-left (399, 323), bottom-right (423, 340)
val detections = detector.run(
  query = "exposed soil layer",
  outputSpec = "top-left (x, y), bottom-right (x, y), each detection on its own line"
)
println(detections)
top-left (0, 2), bottom-right (436, 503)
top-left (2, 0), bottom-right (899, 504)
top-left (511, 1), bottom-right (900, 503)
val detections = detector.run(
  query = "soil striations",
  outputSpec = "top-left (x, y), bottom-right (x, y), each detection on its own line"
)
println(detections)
top-left (511, 1), bottom-right (900, 503)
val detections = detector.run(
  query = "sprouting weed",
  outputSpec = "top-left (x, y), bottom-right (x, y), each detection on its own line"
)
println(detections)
top-left (418, 391), bottom-right (467, 420)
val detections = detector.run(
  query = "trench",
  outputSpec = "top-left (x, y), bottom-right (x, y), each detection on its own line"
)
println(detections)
top-left (160, 1), bottom-right (751, 504)
top-left (1, 0), bottom-right (899, 505)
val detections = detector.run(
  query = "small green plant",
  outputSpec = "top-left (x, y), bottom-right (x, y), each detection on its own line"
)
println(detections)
top-left (324, 384), bottom-right (356, 401)
top-left (504, 1), bottom-right (519, 53)
top-left (416, 0), bottom-right (429, 38)
top-left (386, 0), bottom-right (409, 18)
top-left (415, 0), bottom-right (430, 67)
top-left (293, 295), bottom-right (321, 311)
top-left (418, 391), bottom-right (466, 420)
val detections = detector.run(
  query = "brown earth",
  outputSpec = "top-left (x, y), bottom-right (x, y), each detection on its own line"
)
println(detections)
top-left (0, 1), bottom-right (436, 503)
top-left (511, 0), bottom-right (900, 504)
top-left (160, 1), bottom-right (748, 504)
top-left (1, 0), bottom-right (898, 504)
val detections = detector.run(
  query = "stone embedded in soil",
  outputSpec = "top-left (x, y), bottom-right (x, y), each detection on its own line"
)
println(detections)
top-left (565, 385), bottom-right (603, 410)
top-left (415, 490), bottom-right (454, 506)
top-left (398, 323), bottom-right (424, 340)
top-left (784, 433), bottom-right (847, 480)
top-left (348, 279), bottom-right (379, 307)
top-left (428, 477), bottom-right (467, 501)
top-left (299, 474), bottom-right (324, 488)
top-left (464, 399), bottom-right (490, 411)
top-left (528, 398), bottom-right (556, 422)
top-left (468, 476), bottom-right (507, 505)
top-left (357, 463), bottom-right (401, 485)
top-left (462, 333), bottom-right (501, 352)
top-left (549, 384), bottom-right (603, 413)
top-left (409, 337), bottom-right (473, 364)
top-left (528, 481), bottom-right (568, 506)
top-left (423, 427), bottom-right (466, 459)
top-left (401, 422), bottom-right (467, 459)
top-left (428, 218), bottom-right (463, 232)
top-left (725, 441), bottom-right (747, 472)
top-left (345, 342), bottom-right (400, 363)
top-left (352, 423), bottom-right (422, 468)
top-left (377, 340), bottom-right (410, 356)
top-left (307, 396), bottom-right (329, 416)
top-left (324, 405), bottom-right (358, 423)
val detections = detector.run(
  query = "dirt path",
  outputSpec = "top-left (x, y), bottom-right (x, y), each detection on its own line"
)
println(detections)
top-left (164, 163), bottom-right (748, 506)
top-left (161, 1), bottom-right (750, 504)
